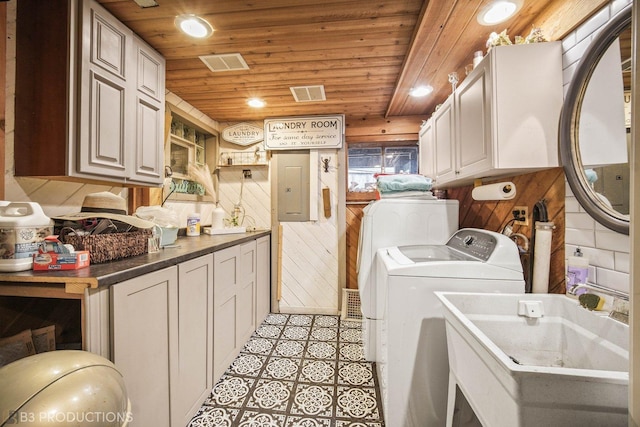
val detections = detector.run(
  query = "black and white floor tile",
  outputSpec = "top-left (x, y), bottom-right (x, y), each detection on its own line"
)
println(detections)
top-left (188, 314), bottom-right (384, 426)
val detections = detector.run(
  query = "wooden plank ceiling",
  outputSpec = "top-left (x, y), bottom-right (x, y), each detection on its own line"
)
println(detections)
top-left (98, 0), bottom-right (607, 123)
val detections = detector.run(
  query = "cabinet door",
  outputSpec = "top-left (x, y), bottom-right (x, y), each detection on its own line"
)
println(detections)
top-left (213, 245), bottom-right (241, 382)
top-left (256, 236), bottom-right (271, 325)
top-left (238, 241), bottom-right (257, 344)
top-left (170, 255), bottom-right (214, 427)
top-left (77, 0), bottom-right (133, 180)
top-left (112, 267), bottom-right (177, 427)
top-left (418, 121), bottom-right (435, 178)
top-left (131, 39), bottom-right (165, 185)
top-left (433, 96), bottom-right (456, 183)
top-left (455, 60), bottom-right (492, 178)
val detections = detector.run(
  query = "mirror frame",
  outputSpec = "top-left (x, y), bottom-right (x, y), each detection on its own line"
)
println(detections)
top-left (559, 4), bottom-right (632, 235)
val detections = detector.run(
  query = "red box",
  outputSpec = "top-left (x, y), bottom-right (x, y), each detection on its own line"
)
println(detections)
top-left (32, 251), bottom-right (90, 270)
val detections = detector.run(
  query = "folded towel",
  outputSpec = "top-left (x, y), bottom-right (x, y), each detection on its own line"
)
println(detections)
top-left (379, 191), bottom-right (435, 200)
top-left (376, 174), bottom-right (433, 193)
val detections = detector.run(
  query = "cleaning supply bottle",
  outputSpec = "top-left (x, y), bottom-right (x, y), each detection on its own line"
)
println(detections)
top-left (566, 248), bottom-right (589, 295)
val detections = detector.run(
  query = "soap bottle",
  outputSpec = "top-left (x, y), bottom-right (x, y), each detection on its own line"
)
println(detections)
top-left (566, 248), bottom-right (589, 295)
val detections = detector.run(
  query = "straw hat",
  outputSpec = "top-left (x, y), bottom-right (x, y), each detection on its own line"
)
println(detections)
top-left (54, 192), bottom-right (155, 229)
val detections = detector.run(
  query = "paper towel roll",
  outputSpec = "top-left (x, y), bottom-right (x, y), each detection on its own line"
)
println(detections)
top-left (532, 221), bottom-right (555, 294)
top-left (471, 182), bottom-right (516, 201)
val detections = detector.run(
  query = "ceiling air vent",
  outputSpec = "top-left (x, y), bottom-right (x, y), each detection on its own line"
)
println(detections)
top-left (290, 85), bottom-right (326, 102)
top-left (199, 53), bottom-right (249, 72)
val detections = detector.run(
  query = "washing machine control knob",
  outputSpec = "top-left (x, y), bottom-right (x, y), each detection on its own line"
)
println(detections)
top-left (463, 235), bottom-right (475, 246)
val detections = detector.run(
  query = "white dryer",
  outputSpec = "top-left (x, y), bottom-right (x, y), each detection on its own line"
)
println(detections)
top-left (356, 198), bottom-right (458, 361)
top-left (376, 228), bottom-right (525, 427)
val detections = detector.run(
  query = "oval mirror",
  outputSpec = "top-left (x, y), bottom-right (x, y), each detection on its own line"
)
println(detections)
top-left (559, 5), bottom-right (632, 235)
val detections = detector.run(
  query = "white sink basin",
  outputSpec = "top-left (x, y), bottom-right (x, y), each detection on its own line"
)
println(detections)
top-left (436, 292), bottom-right (629, 427)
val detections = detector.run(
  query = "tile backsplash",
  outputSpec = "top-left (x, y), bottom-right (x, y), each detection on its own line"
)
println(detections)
top-left (561, 0), bottom-right (631, 294)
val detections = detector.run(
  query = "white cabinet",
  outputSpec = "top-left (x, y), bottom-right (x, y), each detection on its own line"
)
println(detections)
top-left (256, 236), bottom-right (271, 325)
top-left (170, 256), bottom-right (214, 427)
top-left (430, 42), bottom-right (562, 187)
top-left (433, 95), bottom-right (456, 182)
top-left (419, 94), bottom-right (455, 182)
top-left (418, 120), bottom-right (434, 177)
top-left (14, 0), bottom-right (165, 186)
top-left (111, 255), bottom-right (213, 427)
top-left (104, 235), bottom-right (269, 425)
top-left (112, 267), bottom-right (176, 427)
top-left (77, 0), bottom-right (165, 185)
top-left (213, 240), bottom-right (258, 381)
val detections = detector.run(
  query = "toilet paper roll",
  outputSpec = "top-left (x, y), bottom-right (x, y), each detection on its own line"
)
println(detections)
top-left (471, 182), bottom-right (516, 201)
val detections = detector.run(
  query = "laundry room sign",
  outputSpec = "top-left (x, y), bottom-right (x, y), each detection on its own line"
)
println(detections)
top-left (264, 115), bottom-right (344, 150)
top-left (222, 122), bottom-right (264, 146)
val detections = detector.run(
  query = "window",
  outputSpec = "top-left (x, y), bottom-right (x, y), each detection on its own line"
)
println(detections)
top-left (347, 145), bottom-right (418, 193)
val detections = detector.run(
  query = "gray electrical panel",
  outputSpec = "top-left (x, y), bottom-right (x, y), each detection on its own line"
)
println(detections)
top-left (276, 151), bottom-right (310, 222)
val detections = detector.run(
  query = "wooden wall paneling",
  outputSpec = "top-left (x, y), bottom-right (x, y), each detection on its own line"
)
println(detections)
top-left (346, 203), bottom-right (367, 289)
top-left (447, 168), bottom-right (566, 294)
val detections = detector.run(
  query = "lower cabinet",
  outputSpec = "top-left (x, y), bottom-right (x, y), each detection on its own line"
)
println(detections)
top-left (112, 266), bottom-right (176, 427)
top-left (171, 256), bottom-right (214, 427)
top-left (213, 240), bottom-right (257, 382)
top-left (112, 255), bottom-right (213, 427)
top-left (110, 235), bottom-right (270, 426)
top-left (256, 236), bottom-right (271, 325)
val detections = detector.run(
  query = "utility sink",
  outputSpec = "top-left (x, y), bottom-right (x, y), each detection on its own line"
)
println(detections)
top-left (436, 292), bottom-right (629, 427)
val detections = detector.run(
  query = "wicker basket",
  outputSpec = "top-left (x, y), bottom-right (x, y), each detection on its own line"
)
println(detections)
top-left (60, 229), bottom-right (152, 264)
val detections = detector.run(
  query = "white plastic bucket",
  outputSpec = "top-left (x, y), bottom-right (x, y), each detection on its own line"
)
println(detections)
top-left (0, 202), bottom-right (53, 272)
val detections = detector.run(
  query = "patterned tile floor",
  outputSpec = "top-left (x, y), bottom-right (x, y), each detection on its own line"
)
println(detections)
top-left (188, 313), bottom-right (385, 426)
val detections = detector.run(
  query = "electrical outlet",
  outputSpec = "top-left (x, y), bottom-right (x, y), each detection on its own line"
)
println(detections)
top-left (513, 206), bottom-right (528, 226)
top-left (243, 169), bottom-right (252, 178)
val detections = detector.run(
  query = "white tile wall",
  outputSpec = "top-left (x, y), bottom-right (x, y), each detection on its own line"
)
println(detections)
top-left (562, 0), bottom-right (631, 294)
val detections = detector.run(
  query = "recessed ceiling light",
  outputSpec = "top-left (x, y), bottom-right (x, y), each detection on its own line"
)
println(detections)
top-left (175, 14), bottom-right (214, 38)
top-left (477, 0), bottom-right (523, 26)
top-left (247, 98), bottom-right (266, 108)
top-left (409, 85), bottom-right (433, 97)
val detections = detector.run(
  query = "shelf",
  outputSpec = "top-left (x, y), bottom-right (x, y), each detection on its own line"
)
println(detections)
top-left (219, 150), bottom-right (268, 167)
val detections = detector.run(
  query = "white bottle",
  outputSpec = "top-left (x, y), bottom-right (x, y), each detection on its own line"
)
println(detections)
top-left (211, 204), bottom-right (225, 230)
top-left (473, 50), bottom-right (484, 68)
top-left (566, 248), bottom-right (589, 295)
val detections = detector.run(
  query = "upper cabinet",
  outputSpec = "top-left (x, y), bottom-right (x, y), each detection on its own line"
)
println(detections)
top-left (420, 42), bottom-right (562, 187)
top-left (15, 0), bottom-right (165, 186)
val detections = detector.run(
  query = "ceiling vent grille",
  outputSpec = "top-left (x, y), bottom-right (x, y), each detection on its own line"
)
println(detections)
top-left (199, 53), bottom-right (250, 72)
top-left (290, 85), bottom-right (326, 102)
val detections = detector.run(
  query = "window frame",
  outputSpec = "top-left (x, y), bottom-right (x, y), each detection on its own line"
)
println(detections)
top-left (346, 140), bottom-right (419, 202)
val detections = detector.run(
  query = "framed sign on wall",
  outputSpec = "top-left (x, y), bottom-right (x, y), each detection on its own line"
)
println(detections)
top-left (264, 115), bottom-right (344, 150)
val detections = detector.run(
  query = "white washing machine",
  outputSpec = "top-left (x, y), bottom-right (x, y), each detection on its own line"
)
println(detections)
top-left (356, 198), bottom-right (459, 361)
top-left (376, 228), bottom-right (525, 427)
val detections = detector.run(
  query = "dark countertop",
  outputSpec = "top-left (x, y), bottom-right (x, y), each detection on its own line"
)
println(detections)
top-left (0, 230), bottom-right (270, 289)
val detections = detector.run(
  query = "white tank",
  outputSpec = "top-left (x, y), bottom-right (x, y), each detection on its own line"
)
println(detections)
top-left (0, 202), bottom-right (53, 272)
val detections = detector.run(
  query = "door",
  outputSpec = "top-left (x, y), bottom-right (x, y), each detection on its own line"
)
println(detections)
top-left (77, 0), bottom-right (132, 179)
top-left (213, 244), bottom-right (240, 381)
top-left (131, 39), bottom-right (165, 185)
top-left (433, 95), bottom-right (456, 183)
top-left (256, 235), bottom-right (271, 324)
top-left (455, 60), bottom-right (492, 178)
top-left (112, 267), bottom-right (177, 427)
top-left (419, 120), bottom-right (435, 178)
top-left (171, 255), bottom-right (213, 427)
top-left (237, 241), bottom-right (257, 345)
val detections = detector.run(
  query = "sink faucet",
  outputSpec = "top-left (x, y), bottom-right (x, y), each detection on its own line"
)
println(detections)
top-left (567, 283), bottom-right (629, 325)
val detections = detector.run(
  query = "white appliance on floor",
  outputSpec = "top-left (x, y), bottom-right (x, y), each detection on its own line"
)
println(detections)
top-left (356, 198), bottom-right (459, 361)
top-left (376, 228), bottom-right (525, 427)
